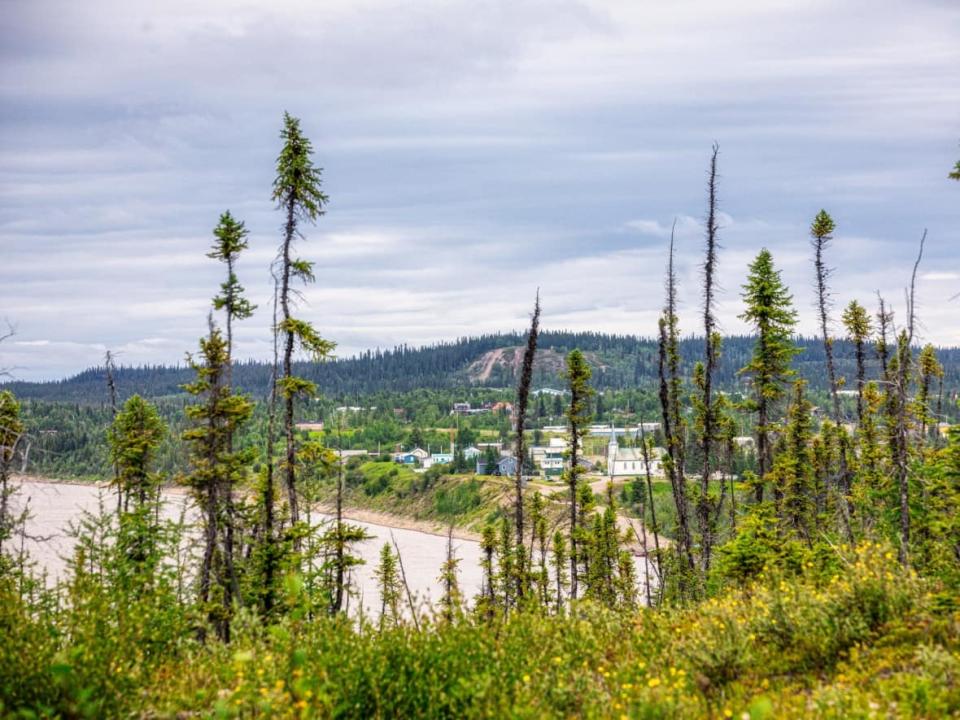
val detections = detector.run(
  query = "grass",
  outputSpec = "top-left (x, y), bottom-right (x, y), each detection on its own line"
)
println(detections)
top-left (324, 461), bottom-right (512, 531)
top-left (6, 542), bottom-right (956, 718)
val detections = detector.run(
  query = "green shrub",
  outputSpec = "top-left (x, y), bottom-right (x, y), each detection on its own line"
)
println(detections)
top-left (434, 479), bottom-right (482, 518)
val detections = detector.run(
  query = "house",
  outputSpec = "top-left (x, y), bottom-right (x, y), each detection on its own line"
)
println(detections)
top-left (476, 455), bottom-right (519, 476)
top-left (606, 434), bottom-right (664, 478)
top-left (490, 401), bottom-right (513, 414)
top-left (295, 422), bottom-right (324, 432)
top-left (337, 449), bottom-right (369, 460)
top-left (532, 388), bottom-right (565, 396)
top-left (453, 402), bottom-right (471, 414)
top-left (394, 447), bottom-right (429, 465)
top-left (430, 452), bottom-right (454, 465)
top-left (531, 437), bottom-right (568, 479)
top-left (462, 446), bottom-right (482, 460)
top-left (588, 423), bottom-right (660, 438)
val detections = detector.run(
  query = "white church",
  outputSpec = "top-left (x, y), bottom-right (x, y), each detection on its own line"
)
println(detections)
top-left (606, 430), bottom-right (665, 479)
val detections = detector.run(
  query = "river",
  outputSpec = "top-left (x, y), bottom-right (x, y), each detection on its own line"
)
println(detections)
top-left (11, 480), bottom-right (484, 617)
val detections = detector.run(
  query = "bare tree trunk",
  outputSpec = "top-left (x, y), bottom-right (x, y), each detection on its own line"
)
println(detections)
top-left (895, 231), bottom-right (926, 566)
top-left (854, 335), bottom-right (866, 427)
top-left (658, 227), bottom-right (696, 588)
top-left (333, 420), bottom-right (345, 613)
top-left (281, 197), bottom-right (299, 528)
top-left (637, 420), bottom-right (662, 599)
top-left (105, 350), bottom-right (122, 515)
top-left (261, 271), bottom-right (281, 616)
top-left (812, 221), bottom-right (853, 542)
top-left (391, 532), bottom-right (420, 631)
top-left (568, 432), bottom-right (579, 600)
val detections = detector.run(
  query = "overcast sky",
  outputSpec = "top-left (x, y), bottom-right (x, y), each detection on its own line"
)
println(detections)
top-left (1, 0), bottom-right (958, 381)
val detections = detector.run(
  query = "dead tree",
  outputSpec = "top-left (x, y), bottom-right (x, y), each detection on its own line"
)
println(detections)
top-left (512, 290), bottom-right (540, 598)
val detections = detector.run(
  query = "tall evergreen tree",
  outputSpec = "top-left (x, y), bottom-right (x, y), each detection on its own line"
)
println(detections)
top-left (109, 395), bottom-right (166, 511)
top-left (208, 211), bottom-right (256, 384)
top-left (272, 112), bottom-right (336, 528)
top-left (438, 527), bottom-right (462, 623)
top-left (875, 295), bottom-right (894, 383)
top-left (551, 530), bottom-right (568, 612)
top-left (695, 143), bottom-right (723, 575)
top-left (657, 230), bottom-right (695, 586)
top-left (374, 543), bottom-right (402, 628)
top-left (810, 209), bottom-right (853, 540)
top-left (182, 324), bottom-right (255, 641)
top-left (0, 391), bottom-right (24, 562)
top-left (108, 395), bottom-right (166, 566)
top-left (563, 349), bottom-right (593, 600)
top-left (771, 380), bottom-right (815, 539)
top-left (738, 249), bottom-right (798, 501)
top-left (511, 291), bottom-right (540, 597)
top-left (841, 300), bottom-right (872, 427)
top-left (917, 344), bottom-right (944, 445)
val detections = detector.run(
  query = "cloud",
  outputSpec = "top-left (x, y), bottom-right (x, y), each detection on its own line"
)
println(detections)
top-left (1, 0), bottom-right (959, 380)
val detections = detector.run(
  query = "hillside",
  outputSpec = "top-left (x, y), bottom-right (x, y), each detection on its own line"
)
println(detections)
top-left (5, 330), bottom-right (960, 404)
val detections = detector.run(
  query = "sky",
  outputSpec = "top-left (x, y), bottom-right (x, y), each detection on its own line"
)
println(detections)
top-left (1, 0), bottom-right (958, 382)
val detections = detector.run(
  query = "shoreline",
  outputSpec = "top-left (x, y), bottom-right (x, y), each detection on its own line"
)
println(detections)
top-left (13, 474), bottom-right (479, 542)
top-left (314, 503), bottom-right (481, 542)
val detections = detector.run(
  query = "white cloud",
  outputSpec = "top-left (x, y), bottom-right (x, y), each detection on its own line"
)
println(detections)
top-left (1, 0), bottom-right (959, 380)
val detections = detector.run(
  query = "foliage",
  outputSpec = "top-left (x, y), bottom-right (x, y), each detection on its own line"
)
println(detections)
top-left (5, 542), bottom-right (958, 718)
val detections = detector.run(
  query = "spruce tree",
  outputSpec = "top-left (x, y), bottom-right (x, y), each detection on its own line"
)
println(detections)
top-left (107, 395), bottom-right (166, 566)
top-left (478, 524), bottom-right (497, 620)
top-left (551, 530), bottom-right (568, 612)
top-left (511, 291), bottom-right (540, 598)
top-left (182, 324), bottom-right (255, 641)
top-left (0, 391), bottom-right (24, 562)
top-left (841, 300), bottom-right (872, 427)
top-left (109, 395), bottom-right (166, 511)
top-left (375, 543), bottom-right (402, 628)
top-left (772, 380), bottom-right (815, 539)
top-left (438, 527), bottom-right (462, 623)
top-left (810, 209), bottom-right (853, 540)
top-left (695, 143), bottom-right (722, 574)
top-left (657, 231), bottom-right (695, 585)
top-left (272, 112), bottom-right (336, 529)
top-left (738, 248), bottom-right (798, 501)
top-left (563, 349), bottom-right (593, 600)
top-left (208, 211), bottom-right (255, 383)
top-left (917, 344), bottom-right (944, 445)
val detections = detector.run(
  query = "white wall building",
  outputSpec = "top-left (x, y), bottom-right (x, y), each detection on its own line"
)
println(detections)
top-left (606, 435), bottom-right (665, 478)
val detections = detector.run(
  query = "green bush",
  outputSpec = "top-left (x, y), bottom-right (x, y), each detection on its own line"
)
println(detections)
top-left (434, 479), bottom-right (482, 518)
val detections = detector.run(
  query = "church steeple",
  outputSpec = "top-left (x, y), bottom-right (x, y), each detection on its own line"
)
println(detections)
top-left (607, 423), bottom-right (617, 479)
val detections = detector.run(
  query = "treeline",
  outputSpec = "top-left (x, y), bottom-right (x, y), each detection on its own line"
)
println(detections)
top-left (7, 333), bottom-right (960, 403)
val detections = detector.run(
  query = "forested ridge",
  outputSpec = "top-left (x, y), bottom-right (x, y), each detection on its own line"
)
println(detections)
top-left (7, 332), bottom-right (960, 401)
top-left (2, 115), bottom-right (960, 719)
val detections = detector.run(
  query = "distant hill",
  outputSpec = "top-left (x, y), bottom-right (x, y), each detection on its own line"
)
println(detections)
top-left (5, 330), bottom-right (960, 404)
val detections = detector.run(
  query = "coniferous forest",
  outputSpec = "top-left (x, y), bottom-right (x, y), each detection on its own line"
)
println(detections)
top-left (3, 111), bottom-right (960, 720)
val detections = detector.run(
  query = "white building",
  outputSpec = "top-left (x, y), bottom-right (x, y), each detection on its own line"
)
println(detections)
top-left (606, 435), bottom-right (665, 478)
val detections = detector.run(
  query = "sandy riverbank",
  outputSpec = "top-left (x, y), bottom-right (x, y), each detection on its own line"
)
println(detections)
top-left (12, 474), bottom-right (478, 541)
top-left (314, 504), bottom-right (481, 542)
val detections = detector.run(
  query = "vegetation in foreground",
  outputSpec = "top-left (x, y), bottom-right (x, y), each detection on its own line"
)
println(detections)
top-left (3, 542), bottom-right (959, 718)
top-left (1, 119), bottom-right (959, 719)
